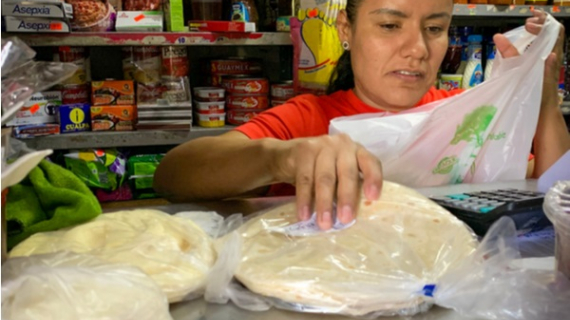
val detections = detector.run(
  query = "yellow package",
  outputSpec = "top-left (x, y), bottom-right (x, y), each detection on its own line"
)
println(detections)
top-left (294, 0), bottom-right (346, 94)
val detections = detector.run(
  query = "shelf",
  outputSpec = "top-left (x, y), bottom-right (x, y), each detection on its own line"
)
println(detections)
top-left (453, 4), bottom-right (570, 17)
top-left (20, 126), bottom-right (234, 150)
top-left (1, 32), bottom-right (292, 47)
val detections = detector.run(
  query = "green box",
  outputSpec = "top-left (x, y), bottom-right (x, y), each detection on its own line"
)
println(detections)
top-left (164, 0), bottom-right (187, 32)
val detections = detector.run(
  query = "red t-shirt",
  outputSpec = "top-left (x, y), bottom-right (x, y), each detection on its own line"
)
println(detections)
top-left (234, 87), bottom-right (464, 195)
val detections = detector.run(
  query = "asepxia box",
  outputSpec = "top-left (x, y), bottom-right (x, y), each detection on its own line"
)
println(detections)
top-left (3, 16), bottom-right (71, 33)
top-left (2, 2), bottom-right (73, 19)
top-left (57, 103), bottom-right (92, 133)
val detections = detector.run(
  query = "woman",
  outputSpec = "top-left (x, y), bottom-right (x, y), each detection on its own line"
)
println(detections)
top-left (155, 0), bottom-right (570, 230)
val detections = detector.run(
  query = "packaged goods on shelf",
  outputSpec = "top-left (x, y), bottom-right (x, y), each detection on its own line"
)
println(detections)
top-left (6, 91), bottom-right (62, 126)
top-left (195, 112), bottom-right (225, 128)
top-left (54, 46), bottom-right (89, 85)
top-left (57, 103), bottom-right (92, 133)
top-left (115, 10), bottom-right (163, 31)
top-left (136, 76), bottom-right (191, 108)
top-left (164, 0), bottom-right (186, 31)
top-left (3, 16), bottom-right (71, 33)
top-left (123, 46), bottom-right (162, 84)
top-left (270, 81), bottom-right (295, 100)
top-left (188, 20), bottom-right (256, 32)
top-left (193, 87), bottom-right (225, 102)
top-left (66, 0), bottom-right (116, 32)
top-left (161, 46), bottom-right (188, 78)
top-left (136, 119), bottom-right (191, 130)
top-left (127, 154), bottom-right (164, 199)
top-left (206, 58), bottom-right (263, 86)
top-left (123, 0), bottom-right (162, 10)
top-left (226, 94), bottom-right (269, 110)
top-left (60, 83), bottom-right (90, 104)
top-left (91, 80), bottom-right (135, 105)
top-left (13, 123), bottom-right (60, 139)
top-left (2, 1), bottom-right (74, 19)
top-left (91, 105), bottom-right (136, 131)
top-left (194, 100), bottom-right (225, 113)
top-left (226, 109), bottom-right (262, 125)
top-left (222, 77), bottom-right (269, 94)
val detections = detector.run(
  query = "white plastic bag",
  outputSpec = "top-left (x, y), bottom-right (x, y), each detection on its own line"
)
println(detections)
top-left (330, 15), bottom-right (560, 187)
top-left (1, 252), bottom-right (172, 320)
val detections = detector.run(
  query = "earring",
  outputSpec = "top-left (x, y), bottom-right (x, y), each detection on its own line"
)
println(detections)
top-left (342, 41), bottom-right (350, 51)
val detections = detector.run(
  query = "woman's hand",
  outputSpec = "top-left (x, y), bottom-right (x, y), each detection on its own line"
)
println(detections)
top-left (270, 134), bottom-right (383, 230)
top-left (494, 10), bottom-right (565, 111)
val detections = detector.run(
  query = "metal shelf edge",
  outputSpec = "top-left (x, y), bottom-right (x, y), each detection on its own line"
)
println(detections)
top-left (453, 4), bottom-right (570, 17)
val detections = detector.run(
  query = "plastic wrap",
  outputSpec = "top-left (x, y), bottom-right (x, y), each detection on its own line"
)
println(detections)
top-left (9, 209), bottom-right (217, 303)
top-left (2, 251), bottom-right (172, 320)
top-left (211, 181), bottom-right (570, 319)
top-left (543, 181), bottom-right (570, 279)
top-left (330, 15), bottom-right (561, 187)
top-left (1, 37), bottom-right (78, 126)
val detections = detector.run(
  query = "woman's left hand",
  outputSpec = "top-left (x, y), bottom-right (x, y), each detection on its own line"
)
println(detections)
top-left (493, 9), bottom-right (565, 110)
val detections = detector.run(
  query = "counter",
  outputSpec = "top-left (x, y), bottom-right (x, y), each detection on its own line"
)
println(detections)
top-left (105, 180), bottom-right (553, 320)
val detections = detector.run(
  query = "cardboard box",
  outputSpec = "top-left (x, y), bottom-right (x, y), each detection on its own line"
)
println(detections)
top-left (115, 11), bottom-right (163, 32)
top-left (91, 105), bottom-right (136, 131)
top-left (57, 103), bottom-right (91, 133)
top-left (91, 80), bottom-right (135, 106)
top-left (6, 91), bottom-right (62, 126)
top-left (188, 20), bottom-right (256, 33)
top-left (164, 0), bottom-right (186, 32)
top-left (2, 1), bottom-right (73, 19)
top-left (13, 123), bottom-right (60, 139)
top-left (3, 16), bottom-right (70, 33)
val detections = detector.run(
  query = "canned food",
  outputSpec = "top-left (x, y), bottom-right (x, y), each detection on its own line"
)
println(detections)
top-left (194, 100), bottom-right (225, 113)
top-left (227, 109), bottom-right (263, 125)
top-left (193, 87), bottom-right (225, 102)
top-left (196, 112), bottom-right (226, 128)
top-left (123, 46), bottom-right (162, 84)
top-left (271, 81), bottom-right (295, 99)
top-left (162, 46), bottom-right (189, 77)
top-left (62, 84), bottom-right (90, 104)
top-left (209, 58), bottom-right (262, 75)
top-left (271, 99), bottom-right (288, 107)
top-left (227, 94), bottom-right (269, 110)
top-left (222, 77), bottom-right (269, 94)
top-left (57, 46), bottom-right (87, 85)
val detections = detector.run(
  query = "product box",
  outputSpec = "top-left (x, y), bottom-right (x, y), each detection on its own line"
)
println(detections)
top-left (115, 11), bottom-right (163, 32)
top-left (57, 103), bottom-right (91, 133)
top-left (127, 154), bottom-right (165, 199)
top-left (91, 105), bottom-right (136, 131)
top-left (13, 123), bottom-right (60, 139)
top-left (164, 0), bottom-right (186, 31)
top-left (3, 16), bottom-right (71, 33)
top-left (92, 80), bottom-right (135, 106)
top-left (2, 1), bottom-right (73, 19)
top-left (188, 21), bottom-right (256, 33)
top-left (6, 91), bottom-right (62, 126)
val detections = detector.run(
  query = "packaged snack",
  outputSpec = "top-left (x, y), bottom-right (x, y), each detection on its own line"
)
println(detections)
top-left (91, 80), bottom-right (135, 105)
top-left (127, 154), bottom-right (164, 199)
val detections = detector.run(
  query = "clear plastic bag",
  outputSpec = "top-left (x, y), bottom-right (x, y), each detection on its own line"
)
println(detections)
top-left (210, 182), bottom-right (570, 319)
top-left (329, 15), bottom-right (561, 187)
top-left (2, 251), bottom-right (172, 320)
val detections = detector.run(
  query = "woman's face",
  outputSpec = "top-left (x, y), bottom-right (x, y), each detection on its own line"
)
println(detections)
top-left (338, 0), bottom-right (453, 111)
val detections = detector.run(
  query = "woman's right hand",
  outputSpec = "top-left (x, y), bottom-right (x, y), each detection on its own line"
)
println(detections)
top-left (269, 134), bottom-right (383, 230)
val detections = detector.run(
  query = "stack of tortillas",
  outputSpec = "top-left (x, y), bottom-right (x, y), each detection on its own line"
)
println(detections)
top-left (232, 181), bottom-right (478, 316)
top-left (9, 209), bottom-right (216, 303)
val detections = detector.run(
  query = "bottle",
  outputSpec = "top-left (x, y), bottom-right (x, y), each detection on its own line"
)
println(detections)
top-left (463, 35), bottom-right (484, 89)
top-left (456, 26), bottom-right (473, 75)
top-left (442, 33), bottom-right (463, 74)
top-left (484, 43), bottom-right (495, 81)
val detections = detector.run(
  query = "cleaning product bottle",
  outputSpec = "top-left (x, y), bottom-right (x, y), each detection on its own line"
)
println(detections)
top-left (462, 34), bottom-right (483, 89)
top-left (484, 43), bottom-right (495, 81)
top-left (455, 26), bottom-right (472, 75)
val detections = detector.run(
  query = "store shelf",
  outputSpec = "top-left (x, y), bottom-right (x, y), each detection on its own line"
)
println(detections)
top-left (20, 126), bottom-right (234, 150)
top-left (1, 32), bottom-right (292, 47)
top-left (453, 4), bottom-right (570, 17)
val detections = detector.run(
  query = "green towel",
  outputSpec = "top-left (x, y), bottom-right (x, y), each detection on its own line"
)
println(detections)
top-left (6, 160), bottom-right (102, 250)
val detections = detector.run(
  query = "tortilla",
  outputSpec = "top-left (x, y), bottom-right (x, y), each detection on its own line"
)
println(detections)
top-left (232, 181), bottom-right (478, 316)
top-left (9, 209), bottom-right (216, 303)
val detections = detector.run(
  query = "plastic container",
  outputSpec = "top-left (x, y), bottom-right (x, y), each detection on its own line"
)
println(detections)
top-left (196, 112), bottom-right (225, 127)
top-left (193, 87), bottom-right (225, 101)
top-left (543, 181), bottom-right (570, 280)
top-left (462, 34), bottom-right (483, 89)
top-left (194, 100), bottom-right (225, 113)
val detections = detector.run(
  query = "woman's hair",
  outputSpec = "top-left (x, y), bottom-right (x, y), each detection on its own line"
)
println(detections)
top-left (327, 0), bottom-right (362, 94)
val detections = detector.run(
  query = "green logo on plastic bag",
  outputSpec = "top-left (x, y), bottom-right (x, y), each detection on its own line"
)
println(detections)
top-left (451, 105), bottom-right (497, 148)
top-left (433, 156), bottom-right (459, 174)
